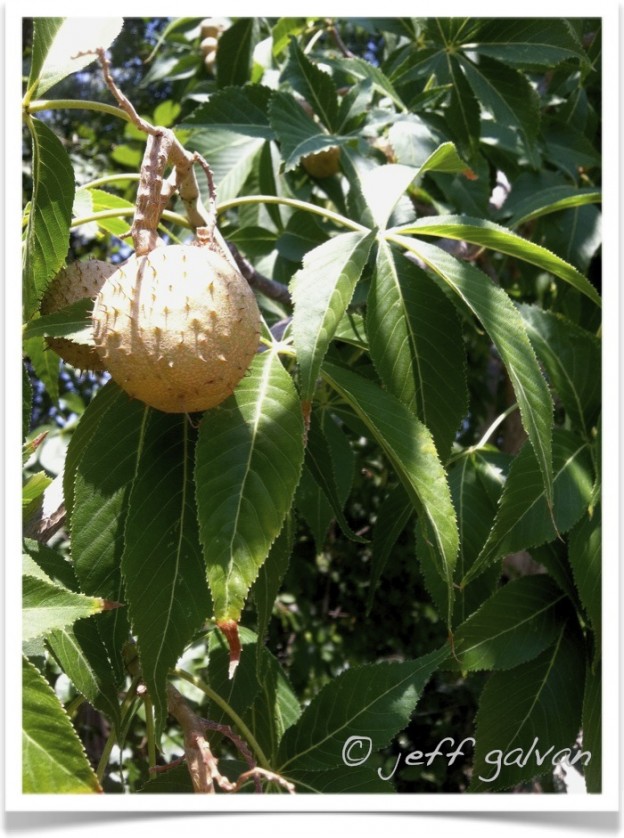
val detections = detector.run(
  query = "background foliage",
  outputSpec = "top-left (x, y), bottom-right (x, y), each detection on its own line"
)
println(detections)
top-left (21, 16), bottom-right (602, 796)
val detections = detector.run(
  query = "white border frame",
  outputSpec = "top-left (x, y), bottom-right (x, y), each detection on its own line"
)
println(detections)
top-left (4, 0), bottom-right (621, 815)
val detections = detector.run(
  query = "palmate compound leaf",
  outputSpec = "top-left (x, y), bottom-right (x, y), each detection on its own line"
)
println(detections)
top-left (468, 623), bottom-right (586, 793)
top-left (463, 429), bottom-right (594, 587)
top-left (22, 657), bottom-right (102, 794)
top-left (290, 230), bottom-right (375, 401)
top-left (367, 241), bottom-right (467, 460)
top-left (122, 411), bottom-right (210, 738)
top-left (195, 349), bottom-right (305, 624)
top-left (389, 235), bottom-right (555, 507)
top-left (321, 362), bottom-right (458, 624)
top-left (277, 646), bottom-right (448, 774)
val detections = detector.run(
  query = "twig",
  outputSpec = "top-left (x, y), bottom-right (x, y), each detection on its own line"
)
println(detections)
top-left (227, 242), bottom-right (292, 307)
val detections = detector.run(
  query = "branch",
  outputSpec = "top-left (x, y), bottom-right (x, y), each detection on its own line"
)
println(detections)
top-left (227, 242), bottom-right (292, 307)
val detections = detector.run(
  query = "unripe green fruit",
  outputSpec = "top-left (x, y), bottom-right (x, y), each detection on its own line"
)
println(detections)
top-left (40, 260), bottom-right (117, 371)
top-left (302, 146), bottom-right (341, 178)
top-left (92, 245), bottom-right (262, 414)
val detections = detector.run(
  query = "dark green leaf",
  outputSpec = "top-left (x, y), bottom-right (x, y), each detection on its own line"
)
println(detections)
top-left (22, 538), bottom-right (78, 592)
top-left (206, 627), bottom-right (261, 723)
top-left (568, 508), bottom-right (601, 650)
top-left (217, 18), bottom-right (258, 88)
top-left (283, 39), bottom-right (339, 131)
top-left (195, 350), bottom-right (305, 622)
top-left (367, 243), bottom-right (467, 459)
top-left (443, 575), bottom-right (568, 672)
top-left (392, 236), bottom-right (555, 505)
top-left (25, 18), bottom-right (64, 100)
top-left (253, 514), bottom-right (295, 654)
top-left (23, 363), bottom-right (33, 442)
top-left (268, 91), bottom-right (341, 172)
top-left (471, 19), bottom-right (588, 68)
top-left (122, 412), bottom-right (209, 736)
top-left (582, 658), bottom-right (601, 793)
top-left (287, 765), bottom-right (393, 793)
top-left (519, 304), bottom-right (601, 436)
top-left (23, 298), bottom-right (93, 343)
top-left (291, 231), bottom-right (374, 401)
top-left (23, 336), bottom-right (59, 405)
top-left (188, 128), bottom-right (264, 203)
top-left (367, 485), bottom-right (413, 614)
top-left (47, 620), bottom-right (121, 727)
top-left (465, 430), bottom-right (594, 586)
top-left (507, 186), bottom-right (602, 227)
top-left (469, 624), bottom-right (585, 792)
top-left (22, 656), bottom-right (102, 793)
top-left (278, 647), bottom-right (448, 772)
top-left (23, 118), bottom-right (74, 320)
top-left (182, 85), bottom-right (274, 138)
top-left (445, 57), bottom-right (480, 162)
top-left (322, 362), bottom-right (458, 621)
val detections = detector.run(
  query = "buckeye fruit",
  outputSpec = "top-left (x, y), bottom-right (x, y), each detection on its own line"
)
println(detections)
top-left (91, 245), bottom-right (261, 414)
top-left (40, 260), bottom-right (117, 371)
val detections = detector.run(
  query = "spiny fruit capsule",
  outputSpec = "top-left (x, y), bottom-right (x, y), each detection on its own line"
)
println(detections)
top-left (92, 245), bottom-right (261, 414)
top-left (40, 260), bottom-right (117, 371)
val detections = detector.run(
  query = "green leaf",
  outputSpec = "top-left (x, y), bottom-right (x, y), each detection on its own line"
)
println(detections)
top-left (287, 766), bottom-right (393, 793)
top-left (25, 18), bottom-right (64, 101)
top-left (182, 85), bottom-right (274, 138)
top-left (30, 17), bottom-right (124, 99)
top-left (443, 576), bottom-right (568, 672)
top-left (507, 186), bottom-right (602, 227)
top-left (269, 91), bottom-right (342, 172)
top-left (538, 205), bottom-right (602, 275)
top-left (206, 627), bottom-right (261, 724)
top-left (568, 508), bottom-right (601, 650)
top-left (283, 38), bottom-right (339, 131)
top-left (465, 430), bottom-right (594, 586)
top-left (253, 514), bottom-right (295, 654)
top-left (271, 18), bottom-right (308, 58)
top-left (543, 122), bottom-right (601, 179)
top-left (63, 380), bottom-right (124, 526)
top-left (417, 449), bottom-right (509, 626)
top-left (278, 647), bottom-right (447, 772)
top-left (23, 298), bottom-right (93, 343)
top-left (518, 305), bottom-right (601, 437)
top-left (244, 646), bottom-right (302, 763)
top-left (47, 621), bottom-right (121, 727)
top-left (87, 188), bottom-right (134, 237)
top-left (217, 18), bottom-right (258, 88)
top-left (23, 537), bottom-right (78, 592)
top-left (471, 19), bottom-right (588, 68)
top-left (328, 56), bottom-right (406, 111)
top-left (122, 412), bottom-right (210, 737)
top-left (189, 128), bottom-right (264, 203)
top-left (195, 349), bottom-right (305, 622)
top-left (23, 335), bottom-right (60, 404)
top-left (23, 363), bottom-right (33, 441)
top-left (458, 54), bottom-right (540, 159)
top-left (139, 763), bottom-right (193, 793)
top-left (582, 658), bottom-right (601, 793)
top-left (322, 362), bottom-right (458, 620)
top-left (22, 472), bottom-right (52, 521)
top-left (417, 141), bottom-right (472, 177)
top-left (23, 573), bottom-right (109, 642)
top-left (392, 215), bottom-right (602, 307)
top-left (367, 243), bottom-right (467, 458)
top-left (392, 236), bottom-right (555, 505)
top-left (469, 624), bottom-right (585, 792)
top-left (302, 411), bottom-right (364, 542)
top-left (445, 56), bottom-right (480, 162)
top-left (71, 388), bottom-right (146, 678)
top-left (367, 485), bottom-right (413, 614)
top-left (23, 656), bottom-right (102, 793)
top-left (291, 231), bottom-right (374, 401)
top-left (357, 164), bottom-right (418, 231)
top-left (23, 118), bottom-right (75, 320)
top-left (153, 99), bottom-right (181, 128)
